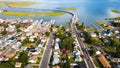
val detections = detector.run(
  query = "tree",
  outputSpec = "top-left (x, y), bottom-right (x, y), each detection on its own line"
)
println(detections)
top-left (110, 38), bottom-right (120, 47)
top-left (84, 32), bottom-right (102, 45)
top-left (60, 37), bottom-right (74, 52)
top-left (63, 57), bottom-right (70, 68)
top-left (18, 51), bottom-right (29, 66)
top-left (22, 38), bottom-right (31, 45)
top-left (45, 32), bottom-right (50, 37)
top-left (17, 29), bottom-right (22, 32)
top-left (15, 24), bottom-right (20, 28)
top-left (66, 22), bottom-right (71, 27)
top-left (1, 30), bottom-right (7, 35)
top-left (89, 49), bottom-right (96, 56)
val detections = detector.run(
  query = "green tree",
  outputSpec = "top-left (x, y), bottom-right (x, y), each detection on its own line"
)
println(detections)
top-left (66, 22), bottom-right (71, 27)
top-left (60, 37), bottom-right (74, 52)
top-left (18, 51), bottom-right (29, 66)
top-left (17, 29), bottom-right (22, 32)
top-left (89, 49), bottom-right (96, 56)
top-left (1, 30), bottom-right (7, 35)
top-left (22, 38), bottom-right (31, 45)
top-left (110, 38), bottom-right (120, 47)
top-left (63, 57), bottom-right (70, 68)
top-left (45, 32), bottom-right (50, 37)
top-left (15, 24), bottom-right (20, 28)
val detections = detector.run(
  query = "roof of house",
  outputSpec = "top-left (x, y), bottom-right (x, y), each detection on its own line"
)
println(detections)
top-left (98, 54), bottom-right (111, 68)
top-left (52, 66), bottom-right (60, 68)
top-left (15, 62), bottom-right (22, 68)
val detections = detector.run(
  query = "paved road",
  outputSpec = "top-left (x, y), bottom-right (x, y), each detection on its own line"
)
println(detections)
top-left (72, 23), bottom-right (95, 68)
top-left (39, 33), bottom-right (54, 68)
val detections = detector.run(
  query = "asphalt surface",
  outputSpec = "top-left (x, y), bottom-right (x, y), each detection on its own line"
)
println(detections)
top-left (72, 24), bottom-right (95, 68)
top-left (39, 33), bottom-right (54, 68)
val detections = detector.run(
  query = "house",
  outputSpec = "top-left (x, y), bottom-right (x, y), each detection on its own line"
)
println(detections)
top-left (90, 32), bottom-right (97, 37)
top-left (5, 50), bottom-right (17, 58)
top-left (0, 19), bottom-right (5, 23)
top-left (15, 62), bottom-right (22, 68)
top-left (73, 50), bottom-right (83, 62)
top-left (52, 66), bottom-right (60, 68)
top-left (52, 54), bottom-right (60, 65)
top-left (40, 36), bottom-right (46, 43)
top-left (0, 55), bottom-right (9, 61)
top-left (98, 54), bottom-right (111, 68)
top-left (6, 24), bottom-right (16, 32)
top-left (12, 42), bottom-right (21, 50)
top-left (52, 27), bottom-right (58, 32)
top-left (55, 38), bottom-right (61, 44)
top-left (20, 46), bottom-right (27, 52)
top-left (116, 34), bottom-right (120, 39)
top-left (28, 47), bottom-right (41, 55)
top-left (0, 26), bottom-right (4, 32)
top-left (15, 53), bottom-right (20, 59)
top-left (75, 55), bottom-right (82, 62)
top-left (114, 30), bottom-right (119, 34)
top-left (38, 42), bottom-right (44, 47)
top-left (0, 10), bottom-right (3, 13)
top-left (110, 58), bottom-right (120, 62)
top-left (9, 37), bottom-right (15, 42)
top-left (54, 44), bottom-right (59, 50)
top-left (28, 55), bottom-right (38, 63)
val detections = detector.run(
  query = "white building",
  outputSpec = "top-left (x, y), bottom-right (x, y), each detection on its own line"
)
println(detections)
top-left (90, 32), bottom-right (97, 37)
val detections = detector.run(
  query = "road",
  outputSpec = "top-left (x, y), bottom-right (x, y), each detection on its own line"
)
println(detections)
top-left (72, 23), bottom-right (95, 68)
top-left (39, 33), bottom-right (54, 68)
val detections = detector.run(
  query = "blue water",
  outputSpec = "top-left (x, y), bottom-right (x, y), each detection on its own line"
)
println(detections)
top-left (0, 0), bottom-right (120, 26)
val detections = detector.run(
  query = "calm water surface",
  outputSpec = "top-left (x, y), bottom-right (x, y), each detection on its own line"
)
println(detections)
top-left (0, 0), bottom-right (120, 26)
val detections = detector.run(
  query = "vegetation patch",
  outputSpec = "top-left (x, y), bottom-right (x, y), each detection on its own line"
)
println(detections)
top-left (1, 12), bottom-right (64, 17)
top-left (7, 2), bottom-right (41, 7)
top-left (0, 61), bottom-right (14, 68)
top-left (0, 3), bottom-right (4, 6)
top-left (93, 59), bottom-right (103, 68)
top-left (61, 7), bottom-right (76, 10)
top-left (111, 9), bottom-right (120, 13)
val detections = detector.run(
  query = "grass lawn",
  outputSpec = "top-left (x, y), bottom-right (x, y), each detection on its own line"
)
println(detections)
top-left (103, 46), bottom-right (116, 53)
top-left (25, 43), bottom-right (36, 47)
top-left (7, 2), bottom-right (41, 7)
top-left (36, 57), bottom-right (41, 64)
top-left (1, 12), bottom-right (64, 17)
top-left (61, 7), bottom-right (76, 10)
top-left (40, 48), bottom-right (44, 55)
top-left (97, 21), bottom-right (105, 26)
top-left (93, 59), bottom-right (103, 68)
top-left (85, 27), bottom-right (96, 32)
top-left (0, 3), bottom-right (4, 6)
top-left (33, 66), bottom-right (39, 68)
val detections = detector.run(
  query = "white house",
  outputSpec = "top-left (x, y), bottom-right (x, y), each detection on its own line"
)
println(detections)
top-left (6, 25), bottom-right (16, 32)
top-left (52, 54), bottom-right (60, 65)
top-left (90, 32), bottom-right (97, 37)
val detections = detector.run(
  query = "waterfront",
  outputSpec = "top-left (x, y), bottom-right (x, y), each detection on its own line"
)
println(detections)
top-left (0, 0), bottom-right (120, 26)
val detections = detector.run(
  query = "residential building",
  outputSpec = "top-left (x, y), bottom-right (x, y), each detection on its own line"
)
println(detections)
top-left (98, 54), bottom-right (111, 68)
top-left (15, 62), bottom-right (22, 68)
top-left (28, 55), bottom-right (38, 63)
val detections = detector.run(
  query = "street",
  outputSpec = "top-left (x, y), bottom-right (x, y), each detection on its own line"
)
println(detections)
top-left (39, 33), bottom-right (54, 68)
top-left (72, 23), bottom-right (95, 68)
